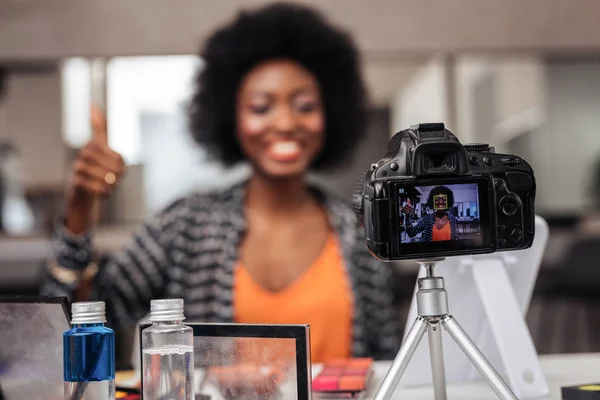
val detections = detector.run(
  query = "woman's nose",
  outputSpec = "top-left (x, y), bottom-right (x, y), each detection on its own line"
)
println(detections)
top-left (274, 106), bottom-right (295, 133)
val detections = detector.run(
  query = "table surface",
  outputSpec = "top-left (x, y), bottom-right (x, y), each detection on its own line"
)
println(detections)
top-left (117, 353), bottom-right (600, 399)
top-left (363, 353), bottom-right (600, 399)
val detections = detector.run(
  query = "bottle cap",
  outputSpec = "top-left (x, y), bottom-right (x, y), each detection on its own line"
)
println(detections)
top-left (150, 298), bottom-right (185, 322)
top-left (71, 301), bottom-right (106, 324)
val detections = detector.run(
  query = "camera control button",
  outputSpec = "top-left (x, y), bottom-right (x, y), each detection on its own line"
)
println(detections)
top-left (501, 157), bottom-right (522, 166)
top-left (484, 157), bottom-right (494, 166)
top-left (512, 229), bottom-right (523, 242)
top-left (469, 156), bottom-right (479, 165)
top-left (499, 196), bottom-right (519, 217)
top-left (498, 238), bottom-right (507, 248)
top-left (495, 179), bottom-right (506, 191)
top-left (390, 162), bottom-right (399, 171)
top-left (498, 224), bottom-right (506, 233)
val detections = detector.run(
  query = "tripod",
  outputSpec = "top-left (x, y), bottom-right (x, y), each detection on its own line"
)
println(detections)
top-left (373, 258), bottom-right (518, 400)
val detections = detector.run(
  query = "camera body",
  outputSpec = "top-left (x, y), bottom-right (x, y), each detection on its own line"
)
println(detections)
top-left (354, 123), bottom-right (536, 261)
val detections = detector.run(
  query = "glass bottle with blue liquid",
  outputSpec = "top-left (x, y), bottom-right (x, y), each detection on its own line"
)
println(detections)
top-left (63, 301), bottom-right (115, 400)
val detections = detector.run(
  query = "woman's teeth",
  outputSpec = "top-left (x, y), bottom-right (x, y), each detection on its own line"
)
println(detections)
top-left (271, 141), bottom-right (300, 156)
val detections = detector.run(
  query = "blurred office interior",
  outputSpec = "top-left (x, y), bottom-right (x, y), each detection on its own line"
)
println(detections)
top-left (1, 0), bottom-right (600, 365)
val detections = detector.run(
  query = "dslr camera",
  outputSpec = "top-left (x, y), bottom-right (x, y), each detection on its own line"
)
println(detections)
top-left (354, 123), bottom-right (535, 261)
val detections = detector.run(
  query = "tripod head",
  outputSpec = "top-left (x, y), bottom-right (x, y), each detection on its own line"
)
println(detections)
top-left (413, 258), bottom-right (449, 319)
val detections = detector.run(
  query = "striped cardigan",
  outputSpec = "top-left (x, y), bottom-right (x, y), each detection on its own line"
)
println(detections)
top-left (41, 181), bottom-right (401, 360)
top-left (406, 213), bottom-right (459, 242)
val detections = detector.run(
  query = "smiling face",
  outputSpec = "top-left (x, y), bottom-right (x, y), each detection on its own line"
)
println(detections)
top-left (433, 194), bottom-right (448, 211)
top-left (236, 59), bottom-right (325, 179)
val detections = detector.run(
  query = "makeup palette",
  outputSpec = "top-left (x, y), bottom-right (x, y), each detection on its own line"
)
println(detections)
top-left (115, 388), bottom-right (140, 399)
top-left (312, 358), bottom-right (373, 398)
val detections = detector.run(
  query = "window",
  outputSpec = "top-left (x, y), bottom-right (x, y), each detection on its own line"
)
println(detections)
top-left (60, 57), bottom-right (92, 148)
top-left (106, 55), bottom-right (202, 165)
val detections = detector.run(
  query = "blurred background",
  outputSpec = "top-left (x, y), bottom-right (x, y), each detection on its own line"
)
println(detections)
top-left (1, 0), bottom-right (600, 361)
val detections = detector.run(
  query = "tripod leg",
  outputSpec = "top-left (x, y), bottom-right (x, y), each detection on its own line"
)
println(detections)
top-left (373, 317), bottom-right (428, 400)
top-left (428, 322), bottom-right (447, 400)
top-left (441, 316), bottom-right (518, 400)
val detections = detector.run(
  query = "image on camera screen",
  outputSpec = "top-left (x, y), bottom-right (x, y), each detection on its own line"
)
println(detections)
top-left (398, 183), bottom-right (482, 244)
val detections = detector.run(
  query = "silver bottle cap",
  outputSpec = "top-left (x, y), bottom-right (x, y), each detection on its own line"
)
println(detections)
top-left (71, 301), bottom-right (106, 324)
top-left (150, 298), bottom-right (185, 322)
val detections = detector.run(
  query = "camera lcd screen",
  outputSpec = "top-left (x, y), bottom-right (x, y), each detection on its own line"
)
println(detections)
top-left (391, 176), bottom-right (494, 258)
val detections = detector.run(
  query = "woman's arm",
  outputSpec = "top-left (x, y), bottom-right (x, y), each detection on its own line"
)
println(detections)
top-left (405, 215), bottom-right (431, 238)
top-left (41, 105), bottom-right (171, 329)
top-left (41, 199), bottom-right (184, 330)
top-left (355, 248), bottom-right (401, 360)
top-left (450, 214), bottom-right (459, 240)
top-left (41, 106), bottom-right (128, 303)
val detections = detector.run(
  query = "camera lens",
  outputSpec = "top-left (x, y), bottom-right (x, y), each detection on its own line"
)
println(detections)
top-left (499, 196), bottom-right (519, 217)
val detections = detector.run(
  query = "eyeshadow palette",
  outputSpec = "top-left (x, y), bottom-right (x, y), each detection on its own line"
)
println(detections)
top-left (115, 388), bottom-right (140, 400)
top-left (312, 358), bottom-right (373, 399)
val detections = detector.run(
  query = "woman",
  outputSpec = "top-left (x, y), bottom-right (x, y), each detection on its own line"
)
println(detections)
top-left (403, 186), bottom-right (459, 242)
top-left (42, 3), bottom-right (399, 362)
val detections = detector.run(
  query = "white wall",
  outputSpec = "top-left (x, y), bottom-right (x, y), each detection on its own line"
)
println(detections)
top-left (454, 56), bottom-right (600, 215)
top-left (454, 55), bottom-right (547, 148)
top-left (491, 56), bottom-right (547, 149)
top-left (539, 60), bottom-right (600, 214)
top-left (362, 62), bottom-right (422, 107)
top-left (391, 57), bottom-right (450, 135)
top-left (454, 56), bottom-right (494, 143)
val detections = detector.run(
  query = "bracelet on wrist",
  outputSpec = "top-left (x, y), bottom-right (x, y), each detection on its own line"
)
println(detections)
top-left (47, 260), bottom-right (99, 285)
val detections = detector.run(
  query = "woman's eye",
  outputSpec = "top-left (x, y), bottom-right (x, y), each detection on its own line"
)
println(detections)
top-left (296, 102), bottom-right (318, 113)
top-left (250, 104), bottom-right (270, 114)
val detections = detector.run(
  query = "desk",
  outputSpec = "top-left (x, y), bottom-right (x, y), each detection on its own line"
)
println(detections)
top-left (362, 353), bottom-right (600, 399)
top-left (117, 353), bottom-right (600, 399)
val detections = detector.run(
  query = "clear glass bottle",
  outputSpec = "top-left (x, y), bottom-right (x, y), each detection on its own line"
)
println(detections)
top-left (63, 301), bottom-right (115, 400)
top-left (142, 298), bottom-right (195, 400)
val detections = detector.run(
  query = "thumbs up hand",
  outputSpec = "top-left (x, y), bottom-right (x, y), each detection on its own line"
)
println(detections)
top-left (402, 198), bottom-right (414, 215)
top-left (90, 105), bottom-right (109, 145)
top-left (65, 106), bottom-right (125, 233)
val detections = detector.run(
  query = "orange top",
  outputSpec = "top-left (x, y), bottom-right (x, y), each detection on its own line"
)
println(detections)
top-left (233, 233), bottom-right (353, 364)
top-left (432, 221), bottom-right (451, 241)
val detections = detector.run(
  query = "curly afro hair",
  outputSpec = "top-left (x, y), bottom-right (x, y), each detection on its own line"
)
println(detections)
top-left (189, 2), bottom-right (368, 170)
top-left (427, 186), bottom-right (455, 211)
